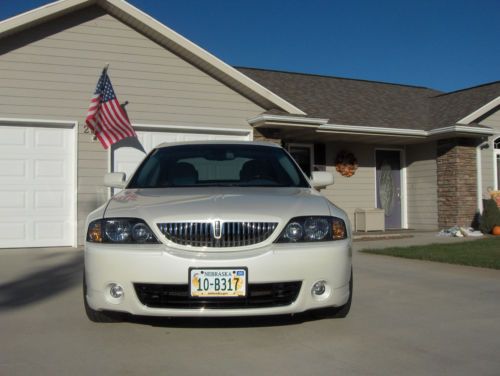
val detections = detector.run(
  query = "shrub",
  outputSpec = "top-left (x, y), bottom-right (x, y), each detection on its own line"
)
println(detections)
top-left (480, 199), bottom-right (500, 234)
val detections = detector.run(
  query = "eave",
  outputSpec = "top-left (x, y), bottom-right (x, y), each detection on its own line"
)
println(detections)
top-left (0, 0), bottom-right (306, 116)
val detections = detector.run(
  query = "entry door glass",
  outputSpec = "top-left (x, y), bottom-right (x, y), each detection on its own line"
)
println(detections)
top-left (289, 145), bottom-right (312, 177)
top-left (376, 150), bottom-right (402, 229)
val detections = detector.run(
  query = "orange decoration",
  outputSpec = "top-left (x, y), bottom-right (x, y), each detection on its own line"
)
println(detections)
top-left (492, 226), bottom-right (500, 236)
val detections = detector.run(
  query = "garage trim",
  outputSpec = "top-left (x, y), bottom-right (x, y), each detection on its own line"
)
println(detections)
top-left (131, 123), bottom-right (254, 137)
top-left (106, 122), bottom-right (253, 173)
top-left (0, 117), bottom-right (78, 248)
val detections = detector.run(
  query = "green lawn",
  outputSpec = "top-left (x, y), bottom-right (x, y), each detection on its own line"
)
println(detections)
top-left (361, 238), bottom-right (500, 270)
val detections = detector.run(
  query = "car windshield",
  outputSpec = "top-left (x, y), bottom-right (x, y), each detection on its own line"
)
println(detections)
top-left (127, 144), bottom-right (310, 188)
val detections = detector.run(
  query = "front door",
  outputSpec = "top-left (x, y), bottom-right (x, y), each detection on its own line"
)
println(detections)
top-left (376, 150), bottom-right (402, 229)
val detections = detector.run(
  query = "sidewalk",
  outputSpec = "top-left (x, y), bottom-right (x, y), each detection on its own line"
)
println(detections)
top-left (353, 230), bottom-right (486, 251)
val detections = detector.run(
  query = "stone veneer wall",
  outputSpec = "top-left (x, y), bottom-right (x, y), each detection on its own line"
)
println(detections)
top-left (253, 128), bottom-right (282, 145)
top-left (437, 138), bottom-right (478, 228)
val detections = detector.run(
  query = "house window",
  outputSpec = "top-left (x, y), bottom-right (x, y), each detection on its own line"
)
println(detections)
top-left (288, 144), bottom-right (313, 177)
top-left (495, 137), bottom-right (500, 190)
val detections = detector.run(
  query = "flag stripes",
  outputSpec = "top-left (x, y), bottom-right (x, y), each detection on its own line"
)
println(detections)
top-left (85, 69), bottom-right (136, 149)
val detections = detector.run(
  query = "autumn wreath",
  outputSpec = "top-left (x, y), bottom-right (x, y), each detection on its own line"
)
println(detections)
top-left (335, 150), bottom-right (358, 177)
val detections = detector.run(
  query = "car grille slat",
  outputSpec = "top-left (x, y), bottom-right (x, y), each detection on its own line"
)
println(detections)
top-left (158, 221), bottom-right (278, 247)
top-left (134, 282), bottom-right (302, 309)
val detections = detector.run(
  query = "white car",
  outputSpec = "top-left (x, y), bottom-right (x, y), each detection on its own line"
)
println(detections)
top-left (84, 141), bottom-right (352, 322)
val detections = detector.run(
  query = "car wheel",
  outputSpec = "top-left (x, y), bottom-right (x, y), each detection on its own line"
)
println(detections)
top-left (83, 274), bottom-right (123, 323)
top-left (311, 268), bottom-right (353, 319)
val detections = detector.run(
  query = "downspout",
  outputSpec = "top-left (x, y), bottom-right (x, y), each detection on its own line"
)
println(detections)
top-left (476, 141), bottom-right (485, 213)
top-left (476, 146), bottom-right (482, 213)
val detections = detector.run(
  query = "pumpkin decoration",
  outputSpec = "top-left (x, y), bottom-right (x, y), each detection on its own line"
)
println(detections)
top-left (335, 150), bottom-right (358, 177)
top-left (492, 226), bottom-right (500, 236)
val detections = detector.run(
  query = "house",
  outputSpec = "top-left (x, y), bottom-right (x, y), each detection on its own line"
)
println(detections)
top-left (0, 0), bottom-right (498, 248)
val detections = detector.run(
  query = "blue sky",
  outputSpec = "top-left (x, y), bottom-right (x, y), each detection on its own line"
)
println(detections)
top-left (1, 0), bottom-right (498, 92)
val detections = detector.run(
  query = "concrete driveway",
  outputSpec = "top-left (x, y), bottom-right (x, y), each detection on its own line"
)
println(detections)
top-left (1, 238), bottom-right (499, 376)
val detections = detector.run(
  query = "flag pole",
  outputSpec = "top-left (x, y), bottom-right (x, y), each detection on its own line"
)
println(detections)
top-left (84, 63), bottom-right (109, 139)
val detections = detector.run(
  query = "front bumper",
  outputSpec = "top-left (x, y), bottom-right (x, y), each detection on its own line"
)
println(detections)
top-left (84, 240), bottom-right (352, 317)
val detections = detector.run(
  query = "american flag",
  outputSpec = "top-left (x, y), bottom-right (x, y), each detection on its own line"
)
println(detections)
top-left (85, 69), bottom-right (136, 149)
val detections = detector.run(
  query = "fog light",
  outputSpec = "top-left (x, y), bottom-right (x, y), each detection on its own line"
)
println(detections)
top-left (312, 281), bottom-right (326, 296)
top-left (109, 283), bottom-right (124, 299)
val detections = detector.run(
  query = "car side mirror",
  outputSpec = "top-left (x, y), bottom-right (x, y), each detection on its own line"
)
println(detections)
top-left (104, 172), bottom-right (126, 188)
top-left (311, 171), bottom-right (334, 189)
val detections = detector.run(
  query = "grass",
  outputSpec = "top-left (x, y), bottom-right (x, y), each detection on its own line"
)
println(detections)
top-left (361, 238), bottom-right (500, 270)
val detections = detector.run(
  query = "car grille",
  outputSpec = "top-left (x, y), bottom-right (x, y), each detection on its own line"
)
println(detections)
top-left (157, 222), bottom-right (278, 247)
top-left (134, 282), bottom-right (302, 309)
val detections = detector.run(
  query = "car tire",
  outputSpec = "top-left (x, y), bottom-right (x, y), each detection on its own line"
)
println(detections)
top-left (83, 274), bottom-right (123, 323)
top-left (311, 268), bottom-right (353, 319)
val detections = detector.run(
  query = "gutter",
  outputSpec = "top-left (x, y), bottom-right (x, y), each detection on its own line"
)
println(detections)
top-left (248, 114), bottom-right (495, 138)
top-left (248, 114), bottom-right (329, 127)
top-left (317, 123), bottom-right (495, 138)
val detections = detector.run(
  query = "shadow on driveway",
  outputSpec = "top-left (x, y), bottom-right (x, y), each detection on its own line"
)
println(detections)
top-left (0, 253), bottom-right (83, 311)
top-left (124, 308), bottom-right (340, 328)
top-left (127, 313), bottom-right (309, 328)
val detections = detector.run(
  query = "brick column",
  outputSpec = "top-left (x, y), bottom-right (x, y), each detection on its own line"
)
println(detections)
top-left (253, 128), bottom-right (282, 145)
top-left (436, 138), bottom-right (478, 228)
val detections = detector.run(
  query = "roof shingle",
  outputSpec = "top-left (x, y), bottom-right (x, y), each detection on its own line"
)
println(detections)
top-left (238, 67), bottom-right (500, 131)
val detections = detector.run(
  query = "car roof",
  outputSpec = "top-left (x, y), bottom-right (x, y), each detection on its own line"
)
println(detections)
top-left (155, 140), bottom-right (282, 149)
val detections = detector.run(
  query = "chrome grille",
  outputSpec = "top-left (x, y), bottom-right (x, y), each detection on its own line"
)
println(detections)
top-left (157, 221), bottom-right (278, 247)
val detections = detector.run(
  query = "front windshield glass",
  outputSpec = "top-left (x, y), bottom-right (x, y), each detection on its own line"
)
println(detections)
top-left (127, 144), bottom-right (309, 188)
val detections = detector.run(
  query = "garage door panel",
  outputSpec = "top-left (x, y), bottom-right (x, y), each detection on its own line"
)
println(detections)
top-left (34, 221), bottom-right (67, 241)
top-left (0, 221), bottom-right (26, 241)
top-left (34, 159), bottom-right (66, 179)
top-left (34, 128), bottom-right (68, 149)
top-left (0, 191), bottom-right (26, 209)
top-left (0, 127), bottom-right (28, 147)
top-left (0, 125), bottom-right (75, 248)
top-left (34, 190), bottom-right (65, 209)
top-left (0, 159), bottom-right (27, 178)
top-left (0, 188), bottom-right (71, 213)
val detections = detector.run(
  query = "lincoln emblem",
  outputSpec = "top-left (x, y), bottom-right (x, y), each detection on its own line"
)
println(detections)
top-left (213, 220), bottom-right (222, 239)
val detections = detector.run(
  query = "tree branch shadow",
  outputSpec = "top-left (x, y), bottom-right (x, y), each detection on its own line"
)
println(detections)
top-left (0, 253), bottom-right (83, 311)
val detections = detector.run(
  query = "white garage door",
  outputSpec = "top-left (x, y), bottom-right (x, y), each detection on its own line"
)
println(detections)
top-left (0, 124), bottom-right (75, 248)
top-left (113, 129), bottom-right (251, 181)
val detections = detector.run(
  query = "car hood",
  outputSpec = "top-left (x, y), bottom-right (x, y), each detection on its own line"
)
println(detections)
top-left (104, 187), bottom-right (331, 224)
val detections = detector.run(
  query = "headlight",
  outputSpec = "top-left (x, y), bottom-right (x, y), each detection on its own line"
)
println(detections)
top-left (86, 218), bottom-right (159, 244)
top-left (276, 216), bottom-right (347, 243)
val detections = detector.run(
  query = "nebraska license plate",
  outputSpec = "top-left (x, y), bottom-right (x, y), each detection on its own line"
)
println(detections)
top-left (189, 268), bottom-right (247, 297)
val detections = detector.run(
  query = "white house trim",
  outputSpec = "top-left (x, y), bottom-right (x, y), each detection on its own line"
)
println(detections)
top-left (319, 124), bottom-right (427, 137)
top-left (317, 123), bottom-right (495, 138)
top-left (0, 117), bottom-right (77, 128)
top-left (494, 135), bottom-right (500, 191)
top-left (0, 0), bottom-right (306, 116)
top-left (428, 125), bottom-right (495, 136)
top-left (132, 123), bottom-right (252, 137)
top-left (457, 96), bottom-right (500, 125)
top-left (248, 114), bottom-right (329, 127)
top-left (476, 143), bottom-right (483, 213)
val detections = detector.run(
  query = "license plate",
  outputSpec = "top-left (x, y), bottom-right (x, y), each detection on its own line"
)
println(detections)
top-left (189, 268), bottom-right (247, 298)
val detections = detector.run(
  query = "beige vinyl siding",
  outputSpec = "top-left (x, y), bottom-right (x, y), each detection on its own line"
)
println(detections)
top-left (480, 146), bottom-right (495, 195)
top-left (321, 143), bottom-right (376, 228)
top-left (480, 108), bottom-right (500, 129)
top-left (406, 143), bottom-right (438, 230)
top-left (479, 109), bottom-right (500, 193)
top-left (0, 6), bottom-right (264, 243)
